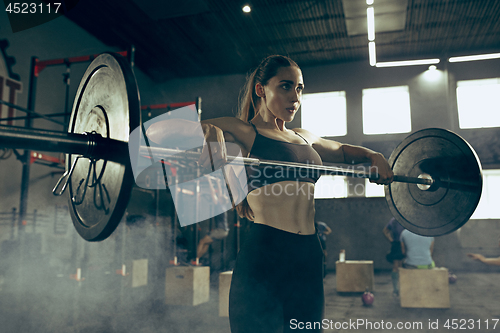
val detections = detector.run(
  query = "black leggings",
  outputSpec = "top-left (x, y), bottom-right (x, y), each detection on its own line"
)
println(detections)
top-left (229, 223), bottom-right (324, 333)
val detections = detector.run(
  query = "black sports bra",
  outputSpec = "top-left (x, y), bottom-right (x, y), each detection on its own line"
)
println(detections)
top-left (245, 122), bottom-right (323, 193)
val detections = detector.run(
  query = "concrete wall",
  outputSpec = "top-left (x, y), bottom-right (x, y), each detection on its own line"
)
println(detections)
top-left (0, 11), bottom-right (499, 274)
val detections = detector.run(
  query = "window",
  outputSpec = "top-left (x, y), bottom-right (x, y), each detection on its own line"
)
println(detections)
top-left (470, 169), bottom-right (500, 219)
top-left (362, 86), bottom-right (411, 135)
top-left (364, 178), bottom-right (385, 197)
top-left (314, 175), bottom-right (348, 199)
top-left (457, 78), bottom-right (500, 129)
top-left (301, 91), bottom-right (347, 137)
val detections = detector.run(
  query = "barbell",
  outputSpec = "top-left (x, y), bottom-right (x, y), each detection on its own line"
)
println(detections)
top-left (0, 53), bottom-right (483, 241)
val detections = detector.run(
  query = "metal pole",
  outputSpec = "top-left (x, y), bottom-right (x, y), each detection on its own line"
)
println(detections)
top-left (208, 215), bottom-right (213, 267)
top-left (18, 57), bottom-right (38, 235)
top-left (0, 111), bottom-right (68, 123)
top-left (221, 237), bottom-right (225, 272)
top-left (127, 45), bottom-right (135, 68)
top-left (11, 207), bottom-right (16, 240)
top-left (63, 63), bottom-right (71, 130)
top-left (0, 125), bottom-right (129, 164)
top-left (172, 175), bottom-right (179, 265)
top-left (32, 209), bottom-right (37, 233)
top-left (236, 215), bottom-right (240, 254)
top-left (53, 205), bottom-right (58, 235)
top-left (0, 99), bottom-right (65, 126)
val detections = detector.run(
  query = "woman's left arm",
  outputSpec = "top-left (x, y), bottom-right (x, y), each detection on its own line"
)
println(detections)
top-left (294, 128), bottom-right (394, 184)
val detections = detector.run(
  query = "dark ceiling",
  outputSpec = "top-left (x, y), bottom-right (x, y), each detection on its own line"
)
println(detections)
top-left (67, 0), bottom-right (500, 83)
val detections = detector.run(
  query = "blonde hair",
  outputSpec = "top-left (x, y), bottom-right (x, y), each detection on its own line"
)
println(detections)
top-left (235, 55), bottom-right (300, 220)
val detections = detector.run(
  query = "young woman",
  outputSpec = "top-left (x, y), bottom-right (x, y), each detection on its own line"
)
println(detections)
top-left (148, 55), bottom-right (393, 332)
top-left (383, 217), bottom-right (406, 296)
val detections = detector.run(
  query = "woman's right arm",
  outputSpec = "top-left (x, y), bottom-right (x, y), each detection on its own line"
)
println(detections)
top-left (200, 117), bottom-right (254, 151)
top-left (146, 117), bottom-right (250, 147)
top-left (146, 116), bottom-right (251, 170)
top-left (146, 118), bottom-right (203, 147)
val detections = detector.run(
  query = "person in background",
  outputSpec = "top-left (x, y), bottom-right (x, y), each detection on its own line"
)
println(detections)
top-left (400, 229), bottom-right (435, 269)
top-left (467, 253), bottom-right (500, 266)
top-left (383, 217), bottom-right (405, 297)
top-left (196, 212), bottom-right (229, 259)
top-left (467, 235), bottom-right (500, 266)
top-left (197, 177), bottom-right (230, 260)
top-left (315, 221), bottom-right (332, 277)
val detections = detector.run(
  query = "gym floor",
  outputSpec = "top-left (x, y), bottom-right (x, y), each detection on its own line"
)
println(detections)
top-left (1, 271), bottom-right (499, 333)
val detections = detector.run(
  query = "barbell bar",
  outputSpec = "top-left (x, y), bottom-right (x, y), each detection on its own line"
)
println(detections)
top-left (0, 53), bottom-right (483, 241)
top-left (140, 146), bottom-right (439, 186)
top-left (0, 124), bottom-right (466, 189)
top-left (138, 146), bottom-right (480, 190)
top-left (0, 124), bottom-right (129, 164)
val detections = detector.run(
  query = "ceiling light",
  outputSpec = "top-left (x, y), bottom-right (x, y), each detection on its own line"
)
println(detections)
top-left (448, 52), bottom-right (500, 63)
top-left (367, 7), bottom-right (375, 41)
top-left (242, 5), bottom-right (251, 13)
top-left (376, 58), bottom-right (440, 68)
top-left (428, 65), bottom-right (437, 70)
top-left (366, 0), bottom-right (374, 4)
top-left (368, 42), bottom-right (376, 66)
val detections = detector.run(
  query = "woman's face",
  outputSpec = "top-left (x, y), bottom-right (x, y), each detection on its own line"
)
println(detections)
top-left (259, 66), bottom-right (304, 122)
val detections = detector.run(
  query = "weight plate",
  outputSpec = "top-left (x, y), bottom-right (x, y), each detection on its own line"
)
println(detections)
top-left (67, 53), bottom-right (140, 241)
top-left (385, 128), bottom-right (482, 236)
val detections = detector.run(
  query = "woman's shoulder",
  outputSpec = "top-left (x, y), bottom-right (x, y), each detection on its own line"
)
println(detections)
top-left (202, 116), bottom-right (251, 130)
top-left (202, 117), bottom-right (256, 151)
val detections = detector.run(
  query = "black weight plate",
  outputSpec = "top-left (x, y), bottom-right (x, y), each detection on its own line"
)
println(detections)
top-left (385, 128), bottom-right (482, 236)
top-left (67, 53), bottom-right (140, 241)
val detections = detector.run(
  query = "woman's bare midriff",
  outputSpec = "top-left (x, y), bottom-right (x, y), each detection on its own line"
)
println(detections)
top-left (246, 181), bottom-right (316, 235)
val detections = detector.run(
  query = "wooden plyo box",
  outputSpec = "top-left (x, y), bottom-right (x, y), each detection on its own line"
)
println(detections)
top-left (219, 271), bottom-right (233, 317)
top-left (120, 259), bottom-right (148, 288)
top-left (165, 266), bottom-right (210, 306)
top-left (131, 259), bottom-right (148, 288)
top-left (399, 267), bottom-right (450, 308)
top-left (335, 260), bottom-right (374, 292)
